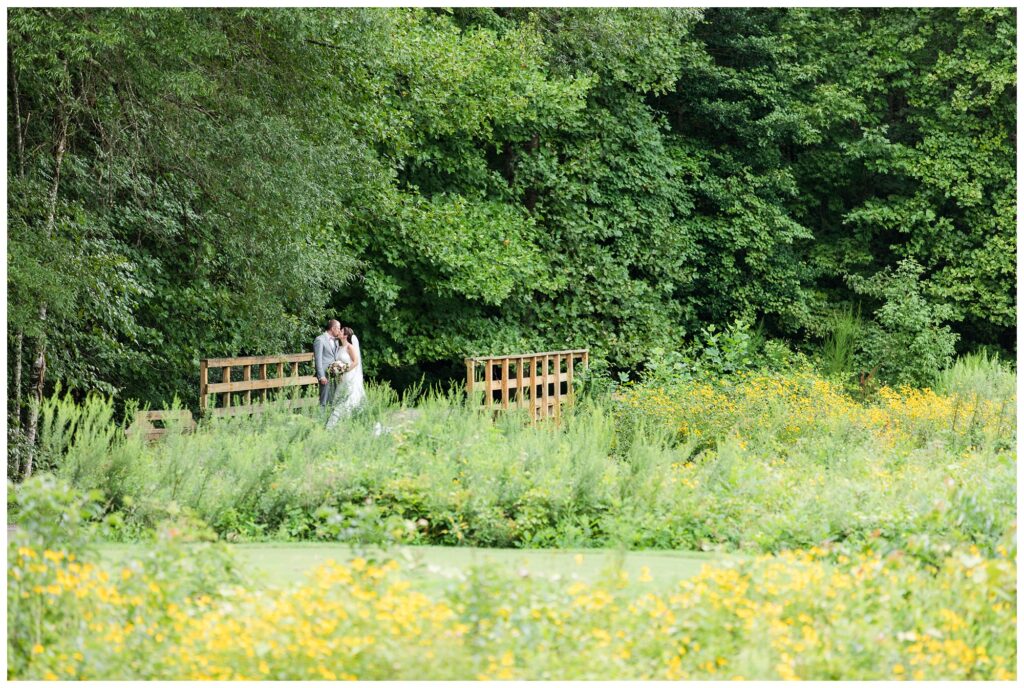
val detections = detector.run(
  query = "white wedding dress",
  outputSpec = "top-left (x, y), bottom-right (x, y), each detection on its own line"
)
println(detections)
top-left (326, 334), bottom-right (366, 429)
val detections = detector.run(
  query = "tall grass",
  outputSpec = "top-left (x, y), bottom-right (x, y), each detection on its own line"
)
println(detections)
top-left (935, 349), bottom-right (1016, 401)
top-left (30, 365), bottom-right (1016, 557)
top-left (820, 304), bottom-right (862, 379)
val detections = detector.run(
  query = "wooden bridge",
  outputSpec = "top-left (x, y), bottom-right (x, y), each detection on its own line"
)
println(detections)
top-left (465, 349), bottom-right (588, 423)
top-left (128, 348), bottom-right (588, 439)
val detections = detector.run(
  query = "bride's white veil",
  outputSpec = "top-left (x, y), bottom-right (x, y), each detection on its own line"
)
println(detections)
top-left (350, 333), bottom-right (364, 383)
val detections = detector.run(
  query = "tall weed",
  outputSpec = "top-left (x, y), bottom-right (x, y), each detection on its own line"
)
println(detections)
top-left (820, 304), bottom-right (862, 379)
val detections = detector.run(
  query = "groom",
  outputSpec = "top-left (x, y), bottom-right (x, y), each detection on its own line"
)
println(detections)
top-left (314, 319), bottom-right (342, 407)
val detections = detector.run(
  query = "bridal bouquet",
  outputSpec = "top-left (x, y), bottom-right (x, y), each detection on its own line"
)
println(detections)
top-left (327, 361), bottom-right (351, 378)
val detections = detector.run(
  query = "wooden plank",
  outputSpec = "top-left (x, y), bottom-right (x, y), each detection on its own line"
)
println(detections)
top-left (465, 350), bottom-right (587, 364)
top-left (210, 397), bottom-right (319, 417)
top-left (481, 372), bottom-right (571, 392)
top-left (465, 359), bottom-right (475, 396)
top-left (204, 353), bottom-right (313, 367)
top-left (206, 375), bottom-right (319, 394)
top-left (501, 359), bottom-right (510, 409)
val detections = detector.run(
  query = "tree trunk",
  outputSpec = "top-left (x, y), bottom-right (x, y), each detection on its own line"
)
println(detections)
top-left (10, 47), bottom-right (26, 429)
top-left (10, 44), bottom-right (26, 178)
top-left (23, 94), bottom-right (69, 475)
top-left (12, 331), bottom-right (23, 428)
top-left (22, 322), bottom-right (46, 479)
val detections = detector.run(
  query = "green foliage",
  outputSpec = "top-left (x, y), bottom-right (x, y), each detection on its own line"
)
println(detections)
top-left (6, 7), bottom-right (1015, 411)
top-left (7, 474), bottom-right (104, 556)
top-left (644, 318), bottom-right (805, 384)
top-left (7, 8), bottom-right (375, 404)
top-left (790, 8), bottom-right (1015, 347)
top-left (8, 476), bottom-right (241, 679)
top-left (848, 259), bottom-right (959, 387)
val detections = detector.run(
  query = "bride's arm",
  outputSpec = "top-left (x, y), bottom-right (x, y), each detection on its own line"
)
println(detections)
top-left (347, 343), bottom-right (360, 369)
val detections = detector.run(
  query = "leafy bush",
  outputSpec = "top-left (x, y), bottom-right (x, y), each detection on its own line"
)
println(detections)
top-left (848, 259), bottom-right (959, 387)
top-left (644, 318), bottom-right (805, 385)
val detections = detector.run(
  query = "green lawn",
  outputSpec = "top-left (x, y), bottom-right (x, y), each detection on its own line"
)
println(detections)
top-left (99, 542), bottom-right (733, 591)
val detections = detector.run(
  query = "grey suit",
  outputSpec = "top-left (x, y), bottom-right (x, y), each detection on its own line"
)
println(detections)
top-left (314, 331), bottom-right (340, 407)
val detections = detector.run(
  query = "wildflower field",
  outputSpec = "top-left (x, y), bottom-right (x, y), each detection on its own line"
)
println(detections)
top-left (8, 515), bottom-right (1017, 680)
top-left (7, 357), bottom-right (1017, 680)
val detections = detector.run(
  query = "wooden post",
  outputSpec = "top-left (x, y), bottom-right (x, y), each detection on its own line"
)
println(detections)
top-left (541, 354), bottom-right (550, 420)
top-left (528, 356), bottom-right (537, 424)
top-left (553, 353), bottom-right (562, 420)
top-left (223, 365), bottom-right (232, 409)
top-left (259, 363), bottom-right (268, 404)
top-left (243, 365), bottom-right (252, 407)
top-left (501, 358), bottom-right (510, 409)
top-left (567, 353), bottom-right (575, 407)
top-left (465, 359), bottom-right (475, 399)
top-left (518, 357), bottom-right (526, 411)
top-left (199, 360), bottom-right (209, 413)
top-left (276, 362), bottom-right (284, 403)
top-left (290, 361), bottom-right (298, 403)
top-left (484, 358), bottom-right (493, 408)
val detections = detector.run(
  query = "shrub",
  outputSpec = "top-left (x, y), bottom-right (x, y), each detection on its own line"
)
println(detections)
top-left (847, 259), bottom-right (958, 387)
top-left (644, 318), bottom-right (803, 385)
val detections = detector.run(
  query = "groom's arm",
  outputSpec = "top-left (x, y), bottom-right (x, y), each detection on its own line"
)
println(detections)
top-left (313, 337), bottom-right (327, 382)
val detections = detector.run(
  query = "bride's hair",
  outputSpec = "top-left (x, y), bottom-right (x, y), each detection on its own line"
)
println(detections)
top-left (340, 326), bottom-right (355, 342)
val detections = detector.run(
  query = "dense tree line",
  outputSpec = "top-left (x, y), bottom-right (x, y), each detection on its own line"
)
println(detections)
top-left (7, 8), bottom-right (1016, 425)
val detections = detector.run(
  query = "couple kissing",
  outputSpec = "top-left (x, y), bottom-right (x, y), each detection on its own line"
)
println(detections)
top-left (314, 319), bottom-right (366, 427)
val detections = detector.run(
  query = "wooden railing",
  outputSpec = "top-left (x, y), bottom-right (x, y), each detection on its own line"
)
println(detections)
top-left (199, 353), bottom-right (319, 416)
top-left (465, 349), bottom-right (588, 422)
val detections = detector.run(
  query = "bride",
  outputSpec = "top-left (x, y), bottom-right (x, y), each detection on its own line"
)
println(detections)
top-left (326, 326), bottom-right (366, 428)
